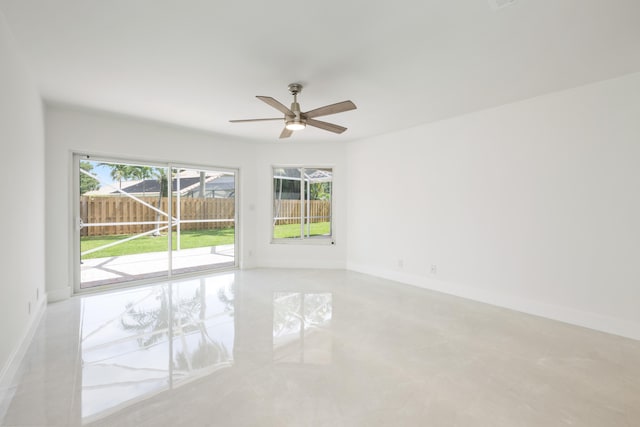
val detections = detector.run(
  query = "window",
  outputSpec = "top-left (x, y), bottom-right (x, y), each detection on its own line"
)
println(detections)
top-left (272, 167), bottom-right (333, 242)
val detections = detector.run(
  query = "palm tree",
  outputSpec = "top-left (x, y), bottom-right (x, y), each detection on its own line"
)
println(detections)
top-left (152, 167), bottom-right (170, 236)
top-left (120, 287), bottom-right (172, 347)
top-left (129, 166), bottom-right (154, 195)
top-left (101, 163), bottom-right (134, 190)
top-left (198, 171), bottom-right (206, 198)
top-left (120, 283), bottom-right (235, 374)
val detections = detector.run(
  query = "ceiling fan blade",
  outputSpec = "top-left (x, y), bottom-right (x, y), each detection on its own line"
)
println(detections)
top-left (229, 118), bottom-right (282, 123)
top-left (303, 100), bottom-right (356, 119)
top-left (279, 127), bottom-right (293, 139)
top-left (257, 96), bottom-right (294, 116)
top-left (306, 118), bottom-right (347, 134)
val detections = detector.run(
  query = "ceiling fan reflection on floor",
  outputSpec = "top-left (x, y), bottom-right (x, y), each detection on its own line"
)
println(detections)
top-left (230, 83), bottom-right (357, 139)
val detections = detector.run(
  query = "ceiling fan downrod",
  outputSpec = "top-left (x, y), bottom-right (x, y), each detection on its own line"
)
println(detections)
top-left (287, 83), bottom-right (305, 130)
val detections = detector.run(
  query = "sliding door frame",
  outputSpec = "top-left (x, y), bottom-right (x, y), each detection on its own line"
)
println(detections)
top-left (72, 153), bottom-right (239, 295)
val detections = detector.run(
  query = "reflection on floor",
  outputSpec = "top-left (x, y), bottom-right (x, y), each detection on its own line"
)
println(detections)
top-left (273, 292), bottom-right (333, 365)
top-left (81, 278), bottom-right (235, 422)
top-left (2, 269), bottom-right (640, 426)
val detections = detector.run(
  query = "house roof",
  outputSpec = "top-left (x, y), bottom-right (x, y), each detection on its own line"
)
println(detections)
top-left (85, 173), bottom-right (234, 196)
top-left (116, 177), bottom-right (202, 195)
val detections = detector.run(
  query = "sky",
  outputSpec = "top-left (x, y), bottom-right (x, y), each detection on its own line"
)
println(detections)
top-left (93, 163), bottom-right (115, 187)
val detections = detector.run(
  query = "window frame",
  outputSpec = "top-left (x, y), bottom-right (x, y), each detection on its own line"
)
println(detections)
top-left (271, 165), bottom-right (335, 245)
top-left (72, 152), bottom-right (239, 294)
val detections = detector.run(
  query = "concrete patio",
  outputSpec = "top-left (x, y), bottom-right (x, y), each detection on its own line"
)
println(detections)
top-left (81, 245), bottom-right (235, 288)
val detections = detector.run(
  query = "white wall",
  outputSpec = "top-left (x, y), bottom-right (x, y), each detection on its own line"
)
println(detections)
top-left (45, 106), bottom-right (258, 299)
top-left (0, 14), bottom-right (46, 381)
top-left (253, 142), bottom-right (347, 269)
top-left (346, 73), bottom-right (640, 340)
top-left (45, 106), bottom-right (347, 300)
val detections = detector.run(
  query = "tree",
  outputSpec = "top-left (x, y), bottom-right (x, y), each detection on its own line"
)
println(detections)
top-left (101, 163), bottom-right (133, 190)
top-left (120, 283), bottom-right (234, 372)
top-left (309, 182), bottom-right (331, 200)
top-left (152, 167), bottom-right (171, 236)
top-left (129, 166), bottom-right (154, 195)
top-left (198, 171), bottom-right (206, 198)
top-left (79, 161), bottom-right (100, 195)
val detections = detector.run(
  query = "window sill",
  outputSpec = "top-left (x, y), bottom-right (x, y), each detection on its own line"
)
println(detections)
top-left (271, 238), bottom-right (335, 246)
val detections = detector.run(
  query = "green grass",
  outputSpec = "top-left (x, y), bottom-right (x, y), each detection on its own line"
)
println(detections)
top-left (273, 222), bottom-right (331, 239)
top-left (80, 222), bottom-right (331, 259)
top-left (81, 228), bottom-right (235, 259)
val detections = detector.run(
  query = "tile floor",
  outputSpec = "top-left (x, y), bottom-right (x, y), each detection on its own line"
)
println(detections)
top-left (1, 269), bottom-right (639, 426)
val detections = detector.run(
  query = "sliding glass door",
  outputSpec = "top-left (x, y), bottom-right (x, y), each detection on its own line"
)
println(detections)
top-left (75, 156), bottom-right (237, 290)
top-left (170, 166), bottom-right (236, 275)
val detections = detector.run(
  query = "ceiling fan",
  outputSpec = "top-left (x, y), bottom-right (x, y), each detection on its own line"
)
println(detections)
top-left (230, 83), bottom-right (357, 139)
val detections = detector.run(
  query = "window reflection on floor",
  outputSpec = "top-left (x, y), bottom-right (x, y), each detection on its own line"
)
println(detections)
top-left (273, 292), bottom-right (333, 365)
top-left (80, 275), bottom-right (235, 422)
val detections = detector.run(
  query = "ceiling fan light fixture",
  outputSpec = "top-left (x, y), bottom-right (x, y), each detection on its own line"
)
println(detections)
top-left (285, 120), bottom-right (306, 131)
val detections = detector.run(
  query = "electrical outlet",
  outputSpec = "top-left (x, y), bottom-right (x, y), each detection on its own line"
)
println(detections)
top-left (430, 264), bottom-right (437, 275)
top-left (397, 259), bottom-right (404, 268)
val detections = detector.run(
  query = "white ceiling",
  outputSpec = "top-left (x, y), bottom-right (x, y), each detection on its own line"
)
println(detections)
top-left (1, 0), bottom-right (639, 142)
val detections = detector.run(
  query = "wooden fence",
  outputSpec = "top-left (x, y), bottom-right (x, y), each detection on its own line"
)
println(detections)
top-left (80, 196), bottom-right (235, 236)
top-left (273, 200), bottom-right (331, 225)
top-left (80, 197), bottom-right (331, 236)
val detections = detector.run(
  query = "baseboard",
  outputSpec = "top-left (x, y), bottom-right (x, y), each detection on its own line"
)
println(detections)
top-left (47, 286), bottom-right (71, 302)
top-left (347, 262), bottom-right (640, 341)
top-left (258, 259), bottom-right (346, 269)
top-left (0, 294), bottom-right (47, 419)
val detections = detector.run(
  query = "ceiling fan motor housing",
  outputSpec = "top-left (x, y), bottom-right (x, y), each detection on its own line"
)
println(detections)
top-left (286, 100), bottom-right (306, 130)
